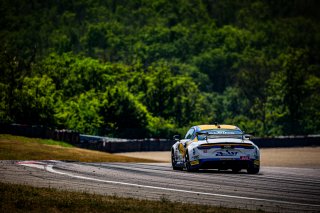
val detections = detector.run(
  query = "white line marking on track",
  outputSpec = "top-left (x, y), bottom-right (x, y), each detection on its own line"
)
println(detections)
top-left (19, 162), bottom-right (320, 208)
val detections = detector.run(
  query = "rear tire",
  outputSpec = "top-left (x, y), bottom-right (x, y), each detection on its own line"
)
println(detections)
top-left (185, 152), bottom-right (198, 172)
top-left (232, 167), bottom-right (242, 173)
top-left (247, 162), bottom-right (260, 174)
top-left (247, 167), bottom-right (260, 174)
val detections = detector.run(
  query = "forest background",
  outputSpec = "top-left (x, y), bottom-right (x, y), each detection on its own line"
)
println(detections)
top-left (1, 0), bottom-right (319, 138)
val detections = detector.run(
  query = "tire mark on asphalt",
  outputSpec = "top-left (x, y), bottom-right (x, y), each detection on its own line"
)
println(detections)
top-left (86, 163), bottom-right (320, 198)
top-left (16, 161), bottom-right (320, 209)
top-left (1, 161), bottom-right (319, 212)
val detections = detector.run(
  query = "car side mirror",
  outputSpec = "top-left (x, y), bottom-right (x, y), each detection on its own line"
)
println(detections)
top-left (173, 135), bottom-right (180, 141)
top-left (243, 134), bottom-right (253, 140)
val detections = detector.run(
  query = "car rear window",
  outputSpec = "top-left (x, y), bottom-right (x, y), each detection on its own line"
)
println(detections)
top-left (197, 129), bottom-right (243, 140)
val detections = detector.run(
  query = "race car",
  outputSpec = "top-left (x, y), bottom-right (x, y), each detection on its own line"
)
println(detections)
top-left (171, 124), bottom-right (260, 174)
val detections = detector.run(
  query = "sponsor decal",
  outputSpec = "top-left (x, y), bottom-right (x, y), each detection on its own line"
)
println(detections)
top-left (215, 150), bottom-right (238, 156)
top-left (240, 156), bottom-right (250, 160)
top-left (190, 160), bottom-right (199, 166)
top-left (210, 130), bottom-right (238, 135)
top-left (178, 143), bottom-right (184, 154)
top-left (254, 160), bottom-right (260, 166)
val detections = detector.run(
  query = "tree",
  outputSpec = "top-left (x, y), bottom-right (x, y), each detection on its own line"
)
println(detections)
top-left (55, 90), bottom-right (103, 135)
top-left (100, 84), bottom-right (149, 138)
top-left (14, 75), bottom-right (57, 126)
top-left (1, 0), bottom-right (319, 137)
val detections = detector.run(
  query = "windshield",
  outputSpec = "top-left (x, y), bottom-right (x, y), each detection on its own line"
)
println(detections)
top-left (197, 129), bottom-right (243, 140)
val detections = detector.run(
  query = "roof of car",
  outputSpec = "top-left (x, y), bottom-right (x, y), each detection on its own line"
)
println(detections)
top-left (197, 124), bottom-right (239, 130)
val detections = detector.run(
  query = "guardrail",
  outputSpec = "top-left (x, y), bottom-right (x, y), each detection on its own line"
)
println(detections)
top-left (1, 124), bottom-right (319, 153)
top-left (0, 123), bottom-right (79, 144)
top-left (78, 134), bottom-right (320, 153)
top-left (252, 135), bottom-right (320, 148)
top-left (78, 135), bottom-right (174, 153)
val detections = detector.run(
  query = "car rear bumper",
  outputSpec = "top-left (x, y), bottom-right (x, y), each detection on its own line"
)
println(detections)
top-left (191, 158), bottom-right (259, 170)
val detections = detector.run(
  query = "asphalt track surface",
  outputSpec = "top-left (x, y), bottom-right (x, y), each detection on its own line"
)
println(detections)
top-left (1, 161), bottom-right (320, 213)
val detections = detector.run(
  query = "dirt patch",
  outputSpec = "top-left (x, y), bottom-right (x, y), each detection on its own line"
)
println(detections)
top-left (116, 147), bottom-right (320, 168)
top-left (260, 147), bottom-right (320, 168)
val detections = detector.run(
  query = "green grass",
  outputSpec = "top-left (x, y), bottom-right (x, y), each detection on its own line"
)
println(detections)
top-left (0, 134), bottom-right (159, 162)
top-left (0, 182), bottom-right (262, 213)
top-left (0, 134), bottom-right (74, 147)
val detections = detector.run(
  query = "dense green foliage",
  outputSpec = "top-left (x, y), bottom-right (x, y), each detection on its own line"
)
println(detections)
top-left (1, 0), bottom-right (319, 138)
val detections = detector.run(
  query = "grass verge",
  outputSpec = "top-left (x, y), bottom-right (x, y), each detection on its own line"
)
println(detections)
top-left (0, 182), bottom-right (262, 213)
top-left (0, 134), bottom-right (159, 162)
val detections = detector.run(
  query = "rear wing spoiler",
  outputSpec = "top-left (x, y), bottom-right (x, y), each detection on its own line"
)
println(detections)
top-left (196, 132), bottom-right (253, 141)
